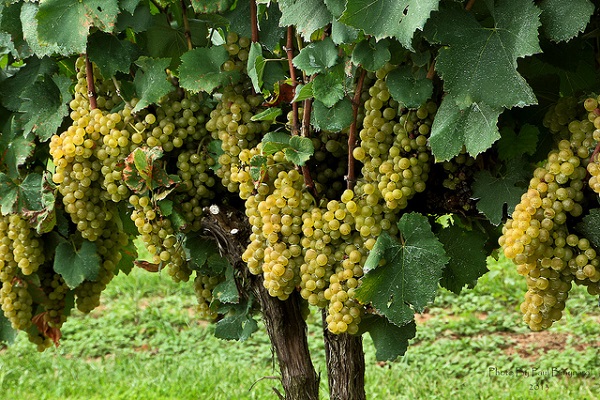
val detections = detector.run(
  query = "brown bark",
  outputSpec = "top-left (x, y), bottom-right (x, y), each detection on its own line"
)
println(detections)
top-left (202, 204), bottom-right (319, 400)
top-left (322, 312), bottom-right (366, 400)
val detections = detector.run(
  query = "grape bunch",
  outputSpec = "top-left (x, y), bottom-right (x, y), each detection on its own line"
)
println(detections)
top-left (206, 33), bottom-right (273, 193)
top-left (500, 95), bottom-right (600, 331)
top-left (194, 272), bottom-right (224, 320)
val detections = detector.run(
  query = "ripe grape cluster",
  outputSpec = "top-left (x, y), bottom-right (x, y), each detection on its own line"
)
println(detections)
top-left (500, 95), bottom-right (600, 331)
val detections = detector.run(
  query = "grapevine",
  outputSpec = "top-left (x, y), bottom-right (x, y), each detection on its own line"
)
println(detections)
top-left (0, 2), bottom-right (599, 399)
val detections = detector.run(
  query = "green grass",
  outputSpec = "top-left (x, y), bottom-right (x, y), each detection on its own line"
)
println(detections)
top-left (1, 256), bottom-right (599, 399)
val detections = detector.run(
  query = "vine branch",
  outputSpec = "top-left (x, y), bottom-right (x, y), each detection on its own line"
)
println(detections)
top-left (347, 69), bottom-right (366, 190)
top-left (465, 0), bottom-right (476, 11)
top-left (180, 0), bottom-right (193, 50)
top-left (286, 26), bottom-right (300, 137)
top-left (250, 0), bottom-right (259, 43)
top-left (301, 97), bottom-right (318, 197)
top-left (85, 54), bottom-right (97, 110)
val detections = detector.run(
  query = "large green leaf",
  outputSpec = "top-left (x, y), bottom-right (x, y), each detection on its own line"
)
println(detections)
top-left (354, 213), bottom-right (449, 327)
top-left (54, 240), bottom-right (101, 289)
top-left (577, 209), bottom-right (600, 250)
top-left (429, 95), bottom-right (502, 161)
top-left (386, 66), bottom-right (433, 109)
top-left (132, 57), bottom-right (173, 112)
top-left (358, 315), bottom-right (416, 361)
top-left (0, 118), bottom-right (35, 179)
top-left (438, 223), bottom-right (488, 294)
top-left (247, 42), bottom-right (266, 94)
top-left (472, 161), bottom-right (529, 226)
top-left (87, 31), bottom-right (140, 78)
top-left (0, 56), bottom-right (57, 112)
top-left (311, 98), bottom-right (353, 132)
top-left (261, 132), bottom-right (314, 166)
top-left (496, 125), bottom-right (538, 162)
top-left (351, 38), bottom-right (391, 72)
top-left (341, 0), bottom-right (439, 50)
top-left (36, 0), bottom-right (119, 55)
top-left (312, 64), bottom-right (345, 108)
top-left (214, 299), bottom-right (258, 341)
top-left (0, 312), bottom-right (17, 345)
top-left (20, 3), bottom-right (61, 57)
top-left (179, 46), bottom-right (239, 94)
top-left (18, 74), bottom-right (71, 142)
top-left (538, 0), bottom-right (595, 42)
top-left (424, 0), bottom-right (540, 110)
top-left (292, 37), bottom-right (338, 75)
top-left (279, 0), bottom-right (332, 40)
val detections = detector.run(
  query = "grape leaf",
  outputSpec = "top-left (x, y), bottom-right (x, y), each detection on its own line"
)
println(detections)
top-left (20, 3), bottom-right (62, 58)
top-left (179, 46), bottom-right (239, 94)
top-left (341, 0), bottom-right (439, 51)
top-left (292, 37), bottom-right (338, 75)
top-left (247, 42), bottom-right (266, 94)
top-left (87, 31), bottom-right (140, 78)
top-left (429, 95), bottom-right (502, 161)
top-left (278, 0), bottom-right (332, 40)
top-left (472, 161), bottom-right (529, 226)
top-left (424, 0), bottom-right (540, 110)
top-left (286, 136), bottom-right (315, 166)
top-left (0, 312), bottom-right (17, 345)
top-left (312, 65), bottom-right (345, 108)
top-left (144, 14), bottom-right (208, 63)
top-left (576, 209), bottom-right (600, 251)
top-left (208, 139), bottom-right (224, 172)
top-left (358, 315), bottom-right (416, 362)
top-left (18, 74), bottom-right (71, 142)
top-left (1, 2), bottom-right (29, 59)
top-left (54, 240), bottom-right (101, 289)
top-left (123, 146), bottom-right (180, 195)
top-left (496, 124), bottom-right (539, 161)
top-left (386, 66), bottom-right (433, 109)
top-left (251, 107), bottom-right (282, 122)
top-left (116, 3), bottom-right (153, 33)
top-left (438, 223), bottom-right (488, 294)
top-left (331, 19), bottom-right (358, 45)
top-left (250, 155), bottom-right (267, 183)
top-left (311, 98), bottom-right (353, 132)
top-left (118, 0), bottom-right (142, 15)
top-left (36, 0), bottom-right (119, 55)
top-left (292, 82), bottom-right (314, 103)
top-left (354, 213), bottom-right (449, 327)
top-left (0, 172), bottom-right (51, 221)
top-left (538, 0), bottom-right (595, 42)
top-left (0, 56), bottom-right (57, 112)
top-left (261, 132), bottom-right (314, 166)
top-left (185, 234), bottom-right (223, 273)
top-left (0, 117), bottom-right (35, 179)
top-left (115, 237), bottom-right (137, 276)
top-left (351, 38), bottom-right (391, 72)
top-left (213, 261), bottom-right (239, 304)
top-left (215, 298), bottom-right (258, 341)
top-left (132, 57), bottom-right (172, 113)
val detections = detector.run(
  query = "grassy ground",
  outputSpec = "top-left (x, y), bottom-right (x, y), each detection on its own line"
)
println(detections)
top-left (1, 256), bottom-right (599, 399)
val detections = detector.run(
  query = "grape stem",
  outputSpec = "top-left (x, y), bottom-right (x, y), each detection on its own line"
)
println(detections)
top-left (465, 0), bottom-right (476, 11)
top-left (286, 26), bottom-right (300, 137)
top-left (85, 54), bottom-right (97, 110)
top-left (301, 97), bottom-right (318, 197)
top-left (426, 60), bottom-right (436, 80)
top-left (347, 69), bottom-right (366, 190)
top-left (180, 0), bottom-right (193, 50)
top-left (250, 0), bottom-right (259, 43)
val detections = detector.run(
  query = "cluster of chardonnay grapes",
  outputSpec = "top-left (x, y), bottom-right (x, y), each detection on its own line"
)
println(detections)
top-left (206, 33), bottom-right (272, 193)
top-left (0, 214), bottom-right (69, 350)
top-left (228, 62), bottom-right (439, 334)
top-left (194, 273), bottom-right (224, 320)
top-left (500, 95), bottom-right (600, 331)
